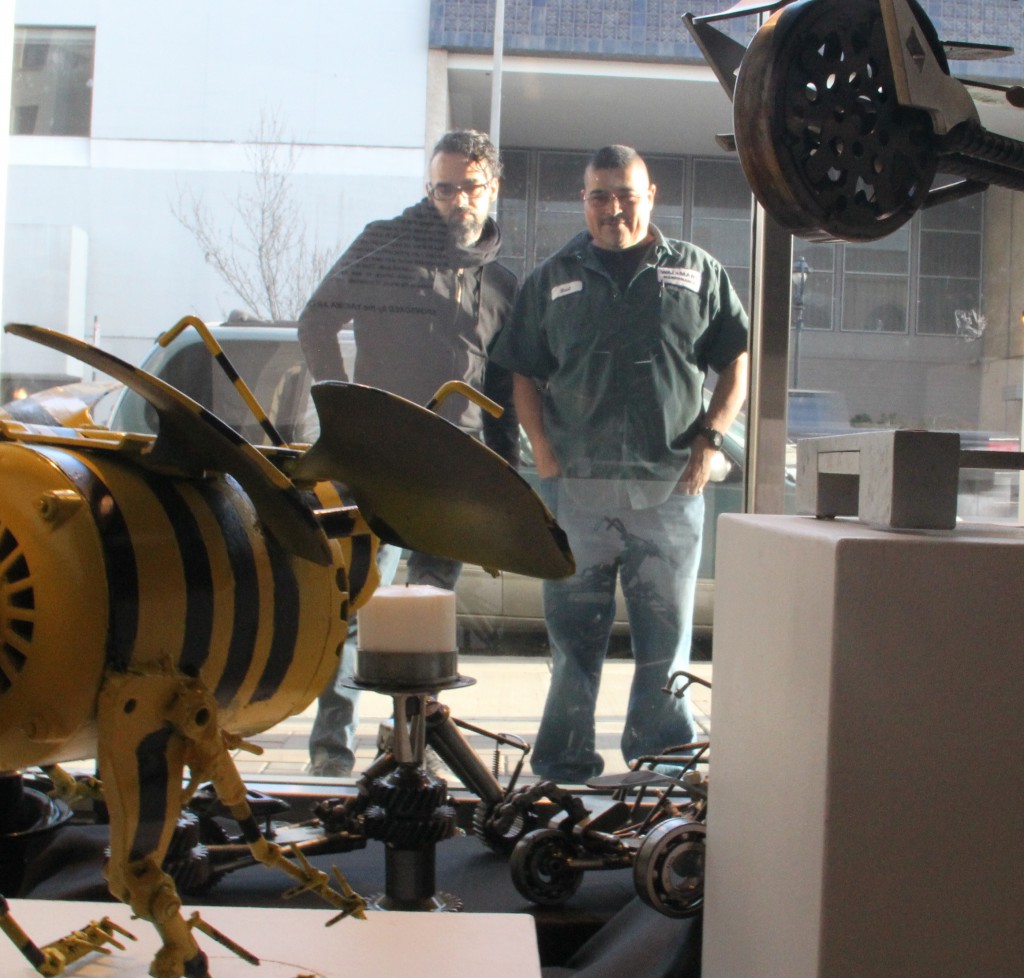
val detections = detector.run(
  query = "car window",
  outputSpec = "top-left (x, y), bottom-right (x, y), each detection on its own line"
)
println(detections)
top-left (111, 335), bottom-right (314, 444)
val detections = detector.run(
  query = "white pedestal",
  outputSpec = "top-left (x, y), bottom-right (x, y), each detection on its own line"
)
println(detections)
top-left (703, 515), bottom-right (1024, 978)
top-left (0, 899), bottom-right (542, 978)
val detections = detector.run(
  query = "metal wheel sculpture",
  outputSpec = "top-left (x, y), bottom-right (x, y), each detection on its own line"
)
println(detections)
top-left (732, 0), bottom-right (942, 241)
top-left (633, 817), bottom-right (707, 918)
top-left (509, 828), bottom-right (584, 905)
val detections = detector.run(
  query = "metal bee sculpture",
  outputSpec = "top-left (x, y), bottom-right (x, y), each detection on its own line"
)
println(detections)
top-left (0, 319), bottom-right (574, 978)
top-left (687, 0), bottom-right (1024, 241)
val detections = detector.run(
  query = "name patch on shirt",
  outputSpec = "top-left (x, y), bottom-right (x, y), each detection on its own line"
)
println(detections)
top-left (551, 280), bottom-right (583, 301)
top-left (657, 267), bottom-right (702, 293)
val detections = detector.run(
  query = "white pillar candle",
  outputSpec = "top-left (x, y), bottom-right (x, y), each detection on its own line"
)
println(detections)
top-left (357, 584), bottom-right (457, 652)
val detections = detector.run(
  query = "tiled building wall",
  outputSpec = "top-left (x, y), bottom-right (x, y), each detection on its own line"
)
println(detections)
top-left (429, 0), bottom-right (755, 59)
top-left (430, 0), bottom-right (1024, 79)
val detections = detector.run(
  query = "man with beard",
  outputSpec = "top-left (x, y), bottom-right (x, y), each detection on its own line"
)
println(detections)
top-left (491, 145), bottom-right (749, 783)
top-left (298, 129), bottom-right (518, 777)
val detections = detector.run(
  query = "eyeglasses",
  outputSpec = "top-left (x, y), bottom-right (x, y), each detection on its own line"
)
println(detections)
top-left (428, 181), bottom-right (492, 202)
top-left (583, 190), bottom-right (644, 207)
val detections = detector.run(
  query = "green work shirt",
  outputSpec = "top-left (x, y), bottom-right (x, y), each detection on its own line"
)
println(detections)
top-left (490, 226), bottom-right (749, 509)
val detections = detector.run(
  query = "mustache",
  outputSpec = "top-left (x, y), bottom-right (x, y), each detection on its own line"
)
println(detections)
top-left (447, 207), bottom-right (482, 224)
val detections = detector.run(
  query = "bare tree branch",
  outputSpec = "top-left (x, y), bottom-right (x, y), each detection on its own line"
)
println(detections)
top-left (173, 111), bottom-right (336, 320)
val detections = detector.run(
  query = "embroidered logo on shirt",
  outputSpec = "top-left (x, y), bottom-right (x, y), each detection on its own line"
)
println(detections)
top-left (551, 280), bottom-right (583, 301)
top-left (657, 267), bottom-right (702, 293)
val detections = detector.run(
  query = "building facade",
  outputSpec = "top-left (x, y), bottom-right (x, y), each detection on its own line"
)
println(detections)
top-left (3, 0), bottom-right (1023, 448)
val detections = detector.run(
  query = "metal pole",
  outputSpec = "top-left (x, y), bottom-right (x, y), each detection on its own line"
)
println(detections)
top-left (746, 203), bottom-right (794, 516)
top-left (0, 2), bottom-right (15, 386)
top-left (744, 8), bottom-right (793, 517)
top-left (489, 0), bottom-right (505, 150)
top-left (1019, 333), bottom-right (1024, 524)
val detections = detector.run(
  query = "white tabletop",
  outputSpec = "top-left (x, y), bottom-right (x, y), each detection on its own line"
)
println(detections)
top-left (0, 898), bottom-right (542, 978)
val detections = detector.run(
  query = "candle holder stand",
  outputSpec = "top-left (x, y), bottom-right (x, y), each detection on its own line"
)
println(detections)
top-left (344, 675), bottom-right (475, 912)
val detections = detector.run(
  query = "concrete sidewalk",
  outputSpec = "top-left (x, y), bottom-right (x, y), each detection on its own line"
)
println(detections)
top-left (235, 656), bottom-right (713, 786)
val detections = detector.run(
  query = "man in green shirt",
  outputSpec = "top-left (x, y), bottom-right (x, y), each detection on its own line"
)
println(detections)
top-left (491, 145), bottom-right (749, 782)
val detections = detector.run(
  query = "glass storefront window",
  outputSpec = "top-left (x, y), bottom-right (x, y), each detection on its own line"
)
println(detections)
top-left (496, 148), bottom-right (528, 283)
top-left (841, 229), bottom-right (911, 334)
top-left (795, 242), bottom-right (835, 333)
top-left (691, 158), bottom-right (750, 299)
top-left (919, 193), bottom-right (984, 337)
top-left (645, 157), bottom-right (684, 241)
top-left (0, 3), bottom-right (1019, 800)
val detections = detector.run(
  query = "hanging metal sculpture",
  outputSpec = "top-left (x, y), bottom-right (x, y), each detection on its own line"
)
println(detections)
top-left (687, 0), bottom-right (1024, 241)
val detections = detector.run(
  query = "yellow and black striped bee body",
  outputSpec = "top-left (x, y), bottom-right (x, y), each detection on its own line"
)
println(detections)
top-left (0, 438), bottom-right (379, 771)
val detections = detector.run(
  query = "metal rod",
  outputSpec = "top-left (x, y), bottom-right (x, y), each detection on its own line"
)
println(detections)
top-left (489, 0), bottom-right (505, 150)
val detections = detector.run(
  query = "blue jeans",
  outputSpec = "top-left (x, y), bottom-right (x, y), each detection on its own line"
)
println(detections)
top-left (308, 543), bottom-right (402, 771)
top-left (531, 479), bottom-right (703, 783)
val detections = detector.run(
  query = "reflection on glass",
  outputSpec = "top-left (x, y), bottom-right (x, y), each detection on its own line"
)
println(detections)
top-left (0, 4), bottom-right (1019, 799)
top-left (10, 26), bottom-right (94, 136)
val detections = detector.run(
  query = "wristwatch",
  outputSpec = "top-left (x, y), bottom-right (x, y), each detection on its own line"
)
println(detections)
top-left (698, 425), bottom-right (724, 450)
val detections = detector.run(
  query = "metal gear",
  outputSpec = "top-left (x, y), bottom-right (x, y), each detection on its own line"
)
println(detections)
top-left (362, 764), bottom-right (457, 849)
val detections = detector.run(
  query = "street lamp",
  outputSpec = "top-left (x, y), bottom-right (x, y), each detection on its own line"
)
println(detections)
top-left (791, 255), bottom-right (811, 390)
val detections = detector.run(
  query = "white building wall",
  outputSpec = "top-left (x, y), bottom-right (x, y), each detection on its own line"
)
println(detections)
top-left (0, 3), bottom-right (11, 383)
top-left (4, 222), bottom-right (88, 378)
top-left (3, 0), bottom-right (433, 378)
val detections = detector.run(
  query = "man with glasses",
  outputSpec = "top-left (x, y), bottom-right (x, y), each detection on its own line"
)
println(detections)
top-left (298, 129), bottom-right (518, 777)
top-left (491, 145), bottom-right (749, 783)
